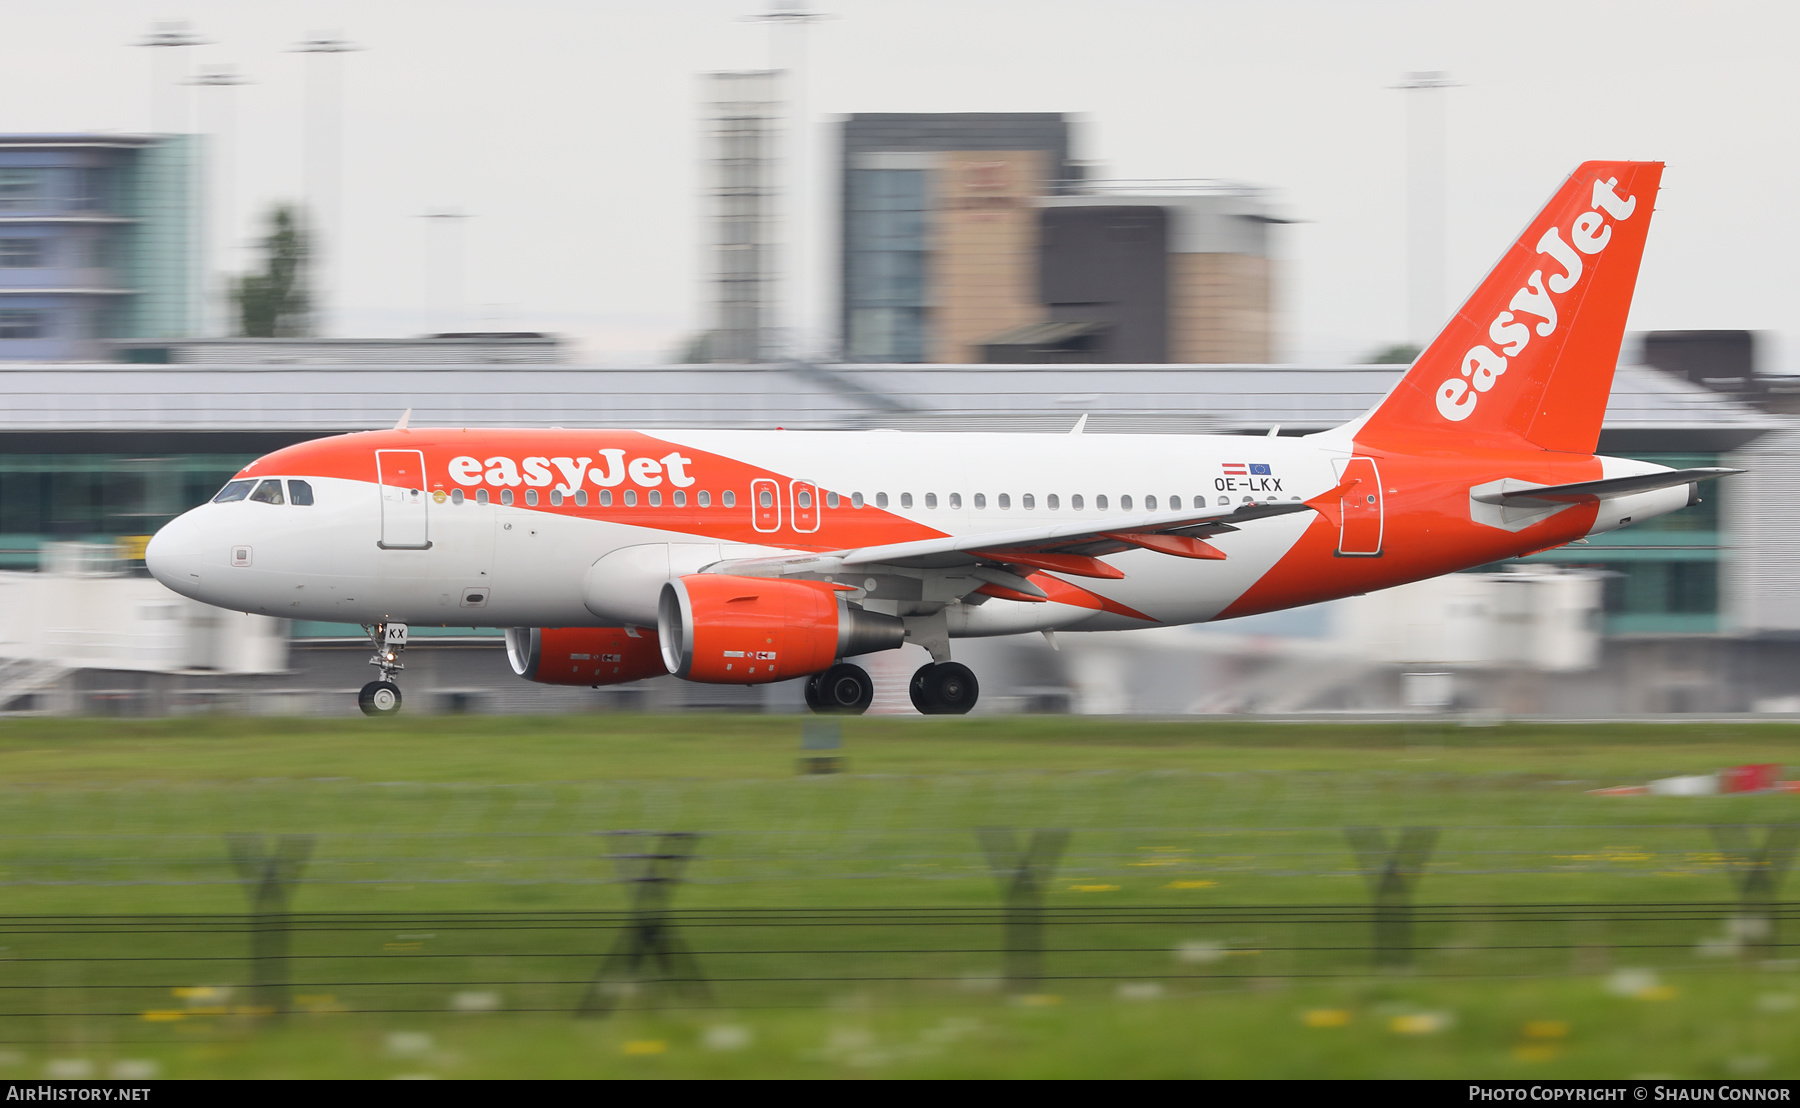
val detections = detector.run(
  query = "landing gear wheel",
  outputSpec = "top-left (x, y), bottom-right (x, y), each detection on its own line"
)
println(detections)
top-left (359, 680), bottom-right (403, 717)
top-left (809, 663), bottom-right (874, 715)
top-left (909, 662), bottom-right (979, 715)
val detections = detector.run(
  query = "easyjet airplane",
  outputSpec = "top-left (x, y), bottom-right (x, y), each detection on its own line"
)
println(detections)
top-left (146, 160), bottom-right (1733, 717)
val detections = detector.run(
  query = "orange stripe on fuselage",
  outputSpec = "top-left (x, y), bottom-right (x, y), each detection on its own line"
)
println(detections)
top-left (1217, 448), bottom-right (1603, 620)
top-left (237, 428), bottom-right (945, 552)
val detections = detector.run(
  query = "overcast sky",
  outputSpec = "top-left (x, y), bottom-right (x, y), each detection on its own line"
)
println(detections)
top-left (6, 1), bottom-right (1796, 368)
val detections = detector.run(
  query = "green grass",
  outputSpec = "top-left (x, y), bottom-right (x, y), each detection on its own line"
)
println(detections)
top-left (0, 714), bottom-right (1793, 1077)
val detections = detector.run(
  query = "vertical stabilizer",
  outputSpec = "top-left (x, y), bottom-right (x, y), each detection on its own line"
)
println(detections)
top-left (1352, 161), bottom-right (1663, 455)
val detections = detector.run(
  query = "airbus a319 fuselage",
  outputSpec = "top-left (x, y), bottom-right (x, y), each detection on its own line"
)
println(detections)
top-left (146, 160), bottom-right (1727, 716)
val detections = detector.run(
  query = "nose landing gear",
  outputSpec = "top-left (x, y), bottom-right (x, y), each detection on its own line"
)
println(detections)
top-left (359, 622), bottom-right (408, 717)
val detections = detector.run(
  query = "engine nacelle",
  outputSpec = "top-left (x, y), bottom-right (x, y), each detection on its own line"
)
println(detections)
top-left (505, 626), bottom-right (668, 686)
top-left (657, 574), bottom-right (905, 684)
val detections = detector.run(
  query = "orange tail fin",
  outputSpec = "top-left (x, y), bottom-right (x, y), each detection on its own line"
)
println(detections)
top-left (1351, 160), bottom-right (1663, 455)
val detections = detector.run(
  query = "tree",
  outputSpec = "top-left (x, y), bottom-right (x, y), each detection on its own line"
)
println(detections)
top-left (233, 205), bottom-right (312, 337)
top-left (1365, 342), bottom-right (1421, 365)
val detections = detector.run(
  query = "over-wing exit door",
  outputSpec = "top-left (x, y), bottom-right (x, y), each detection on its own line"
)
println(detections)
top-left (376, 449), bottom-right (432, 549)
top-left (1334, 456), bottom-right (1383, 557)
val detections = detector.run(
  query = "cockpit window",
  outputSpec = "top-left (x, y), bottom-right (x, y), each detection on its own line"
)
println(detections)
top-left (212, 479), bottom-right (254, 503)
top-left (288, 479), bottom-right (315, 506)
top-left (249, 479), bottom-right (285, 505)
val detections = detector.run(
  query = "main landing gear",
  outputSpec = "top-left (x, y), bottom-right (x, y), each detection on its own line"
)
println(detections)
top-left (359, 622), bottom-right (409, 717)
top-left (804, 662), bottom-right (875, 715)
top-left (909, 662), bottom-right (979, 716)
top-left (801, 659), bottom-right (982, 716)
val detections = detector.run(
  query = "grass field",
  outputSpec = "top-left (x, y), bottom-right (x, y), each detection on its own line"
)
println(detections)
top-left (0, 714), bottom-right (1793, 1078)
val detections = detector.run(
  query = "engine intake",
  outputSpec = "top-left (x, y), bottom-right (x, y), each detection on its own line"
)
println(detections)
top-left (658, 574), bottom-right (905, 684)
top-left (505, 626), bottom-right (668, 686)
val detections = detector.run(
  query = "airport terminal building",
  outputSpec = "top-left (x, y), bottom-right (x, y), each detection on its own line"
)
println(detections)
top-left (0, 346), bottom-right (1790, 716)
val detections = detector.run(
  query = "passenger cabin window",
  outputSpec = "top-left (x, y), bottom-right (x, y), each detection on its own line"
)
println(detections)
top-left (525, 489), bottom-right (539, 506)
top-left (649, 490), bottom-right (662, 506)
top-left (1071, 494), bottom-right (1083, 511)
top-left (876, 492), bottom-right (888, 508)
top-left (624, 490), bottom-right (638, 506)
top-left (1121, 495), bottom-right (1133, 511)
top-left (949, 493), bottom-right (962, 509)
top-left (1169, 495), bottom-right (1181, 510)
top-left (1023, 493), bottom-right (1035, 510)
top-left (973, 493), bottom-right (987, 509)
top-left (501, 489), bottom-right (514, 506)
top-left (798, 489), bottom-right (814, 509)
top-left (249, 479), bottom-right (284, 505)
top-left (576, 490), bottom-right (588, 506)
top-left (549, 490), bottom-right (562, 506)
top-left (723, 490), bottom-right (736, 508)
top-left (477, 489), bottom-right (489, 505)
top-left (1217, 495), bottom-right (1229, 506)
top-left (599, 490), bottom-right (613, 507)
top-left (1096, 495), bottom-right (1108, 510)
top-left (672, 490), bottom-right (685, 507)
top-left (1047, 494), bottom-right (1059, 510)
top-left (288, 480), bottom-right (315, 506)
top-left (924, 492), bottom-right (937, 509)
top-left (1145, 495), bottom-right (1156, 510)
top-left (213, 479), bottom-right (254, 503)
top-left (900, 492), bottom-right (912, 509)
top-left (850, 492), bottom-right (864, 508)
top-left (698, 490), bottom-right (711, 508)
top-left (450, 488), bottom-right (464, 505)
top-left (827, 491), bottom-right (840, 509)
top-left (759, 488), bottom-right (774, 508)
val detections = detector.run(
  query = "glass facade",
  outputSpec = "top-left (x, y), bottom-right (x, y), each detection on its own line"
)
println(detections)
top-left (1515, 453), bottom-right (1725, 634)
top-left (845, 168), bottom-right (930, 362)
top-left (0, 453), bottom-right (250, 568)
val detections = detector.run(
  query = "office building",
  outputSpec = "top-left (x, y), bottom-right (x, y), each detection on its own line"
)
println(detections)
top-left (0, 134), bottom-right (200, 361)
top-left (986, 185), bottom-right (1281, 364)
top-left (840, 113), bottom-right (1075, 364)
top-left (837, 115), bottom-right (1279, 364)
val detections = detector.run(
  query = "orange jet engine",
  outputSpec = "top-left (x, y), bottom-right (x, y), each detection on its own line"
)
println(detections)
top-left (658, 574), bottom-right (905, 684)
top-left (505, 626), bottom-right (669, 686)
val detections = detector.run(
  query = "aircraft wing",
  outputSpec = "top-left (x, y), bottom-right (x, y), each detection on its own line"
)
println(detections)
top-left (710, 499), bottom-right (1318, 585)
top-left (1471, 467), bottom-right (1741, 506)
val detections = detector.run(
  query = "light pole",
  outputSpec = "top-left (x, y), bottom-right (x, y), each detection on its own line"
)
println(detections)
top-left (135, 21), bottom-right (209, 134)
top-left (292, 32), bottom-right (362, 337)
top-left (188, 65), bottom-right (251, 336)
top-left (1394, 71), bottom-right (1457, 350)
top-left (742, 2), bottom-right (834, 361)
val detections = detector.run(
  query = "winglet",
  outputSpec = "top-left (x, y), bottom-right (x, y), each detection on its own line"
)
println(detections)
top-left (1069, 414), bottom-right (1088, 435)
top-left (394, 408), bottom-right (412, 431)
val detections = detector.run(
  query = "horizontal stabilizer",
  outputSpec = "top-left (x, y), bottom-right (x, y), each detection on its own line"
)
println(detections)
top-left (1472, 468), bottom-right (1742, 506)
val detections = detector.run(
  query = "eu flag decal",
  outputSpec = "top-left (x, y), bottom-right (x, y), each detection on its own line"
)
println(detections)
top-left (1249, 463), bottom-right (1272, 475)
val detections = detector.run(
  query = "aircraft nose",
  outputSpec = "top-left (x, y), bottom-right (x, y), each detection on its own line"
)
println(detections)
top-left (145, 511), bottom-right (205, 598)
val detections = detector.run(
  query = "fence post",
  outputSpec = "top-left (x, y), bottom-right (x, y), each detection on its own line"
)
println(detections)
top-left (578, 831), bottom-right (707, 1017)
top-left (1346, 826), bottom-right (1439, 968)
top-left (224, 833), bottom-right (314, 1017)
top-left (979, 828), bottom-right (1070, 991)
top-left (1710, 823), bottom-right (1799, 959)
